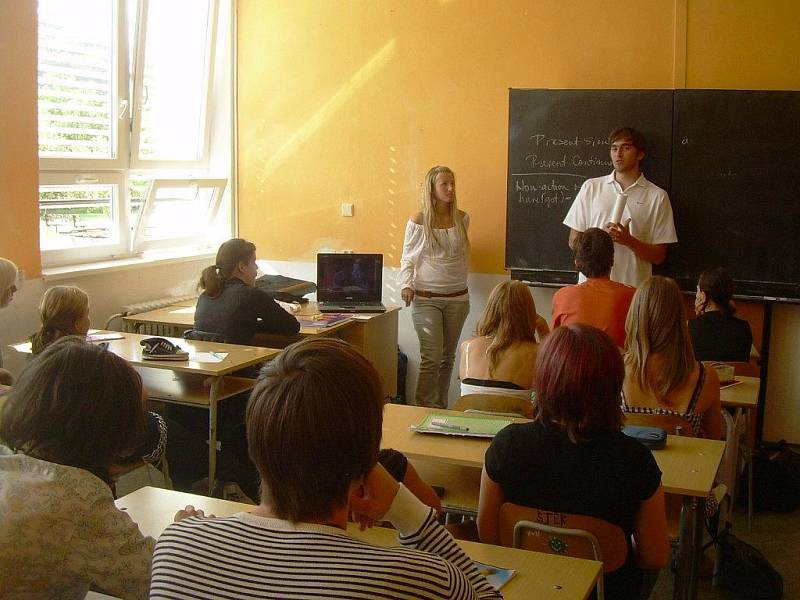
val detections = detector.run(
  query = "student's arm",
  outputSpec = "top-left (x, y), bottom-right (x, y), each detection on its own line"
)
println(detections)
top-left (606, 220), bottom-right (668, 265)
top-left (252, 289), bottom-right (301, 335)
top-left (699, 363), bottom-right (723, 440)
top-left (350, 464), bottom-right (501, 599)
top-left (631, 485), bottom-right (670, 569)
top-left (403, 461), bottom-right (443, 513)
top-left (458, 339), bottom-right (470, 380)
top-left (476, 466), bottom-right (506, 545)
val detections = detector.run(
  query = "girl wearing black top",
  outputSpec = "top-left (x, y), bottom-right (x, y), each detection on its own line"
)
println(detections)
top-left (689, 267), bottom-right (753, 362)
top-left (194, 238), bottom-right (300, 344)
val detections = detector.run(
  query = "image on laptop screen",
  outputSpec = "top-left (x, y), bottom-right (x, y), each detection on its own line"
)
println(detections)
top-left (317, 253), bottom-right (383, 303)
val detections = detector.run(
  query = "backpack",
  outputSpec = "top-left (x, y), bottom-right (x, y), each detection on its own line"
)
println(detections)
top-left (745, 440), bottom-right (800, 512)
top-left (714, 526), bottom-right (783, 599)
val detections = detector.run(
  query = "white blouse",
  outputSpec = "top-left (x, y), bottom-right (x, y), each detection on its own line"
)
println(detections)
top-left (398, 214), bottom-right (470, 297)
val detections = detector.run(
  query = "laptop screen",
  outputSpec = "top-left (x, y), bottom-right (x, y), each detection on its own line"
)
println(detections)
top-left (317, 253), bottom-right (383, 303)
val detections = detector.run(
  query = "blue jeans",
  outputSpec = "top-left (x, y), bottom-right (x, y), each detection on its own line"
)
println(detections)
top-left (411, 297), bottom-right (470, 408)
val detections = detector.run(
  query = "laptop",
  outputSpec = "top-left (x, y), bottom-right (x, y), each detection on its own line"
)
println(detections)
top-left (317, 253), bottom-right (387, 313)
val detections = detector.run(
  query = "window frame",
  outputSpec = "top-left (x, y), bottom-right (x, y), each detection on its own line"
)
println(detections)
top-left (130, 177), bottom-right (227, 252)
top-left (37, 0), bottom-right (231, 270)
top-left (38, 171), bottom-right (131, 267)
top-left (128, 0), bottom-right (218, 171)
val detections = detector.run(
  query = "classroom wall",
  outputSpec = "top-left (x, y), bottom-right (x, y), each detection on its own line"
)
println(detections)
top-left (1, 1), bottom-right (798, 438)
top-left (0, 0), bottom-right (40, 278)
top-left (237, 0), bottom-right (800, 437)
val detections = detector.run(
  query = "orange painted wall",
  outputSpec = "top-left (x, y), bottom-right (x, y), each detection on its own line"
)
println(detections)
top-left (236, 0), bottom-right (676, 273)
top-left (0, 0), bottom-right (40, 277)
top-left (686, 0), bottom-right (800, 90)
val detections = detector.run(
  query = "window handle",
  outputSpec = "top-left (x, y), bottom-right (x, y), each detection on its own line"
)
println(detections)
top-left (119, 99), bottom-right (129, 119)
top-left (75, 176), bottom-right (99, 184)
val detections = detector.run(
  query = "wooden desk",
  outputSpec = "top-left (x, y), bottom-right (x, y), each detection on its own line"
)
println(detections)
top-left (720, 376), bottom-right (759, 410)
top-left (10, 331), bottom-right (279, 492)
top-left (123, 302), bottom-right (401, 398)
top-left (382, 404), bottom-right (726, 600)
top-left (116, 486), bottom-right (601, 600)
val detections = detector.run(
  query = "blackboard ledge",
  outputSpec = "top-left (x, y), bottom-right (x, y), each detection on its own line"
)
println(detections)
top-left (510, 269), bottom-right (578, 288)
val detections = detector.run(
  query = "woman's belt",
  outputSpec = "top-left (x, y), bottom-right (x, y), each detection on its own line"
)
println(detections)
top-left (414, 288), bottom-right (468, 298)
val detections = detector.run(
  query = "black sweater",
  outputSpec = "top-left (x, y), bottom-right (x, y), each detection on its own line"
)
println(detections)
top-left (194, 278), bottom-right (300, 344)
top-left (688, 310), bottom-right (753, 362)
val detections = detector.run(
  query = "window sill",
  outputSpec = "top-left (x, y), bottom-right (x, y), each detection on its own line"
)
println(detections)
top-left (42, 248), bottom-right (215, 281)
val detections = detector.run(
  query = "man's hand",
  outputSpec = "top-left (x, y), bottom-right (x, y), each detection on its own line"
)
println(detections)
top-left (401, 287), bottom-right (414, 307)
top-left (604, 218), bottom-right (667, 265)
top-left (605, 218), bottom-right (634, 247)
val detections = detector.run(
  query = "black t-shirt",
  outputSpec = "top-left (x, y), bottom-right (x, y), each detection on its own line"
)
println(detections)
top-left (195, 278), bottom-right (301, 344)
top-left (688, 311), bottom-right (753, 362)
top-left (485, 421), bottom-right (662, 600)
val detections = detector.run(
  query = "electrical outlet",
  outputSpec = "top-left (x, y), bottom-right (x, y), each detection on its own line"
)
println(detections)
top-left (341, 202), bottom-right (354, 217)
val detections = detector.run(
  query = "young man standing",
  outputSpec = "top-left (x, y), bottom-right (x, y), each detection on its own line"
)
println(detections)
top-left (551, 228), bottom-right (635, 347)
top-left (563, 127), bottom-right (677, 287)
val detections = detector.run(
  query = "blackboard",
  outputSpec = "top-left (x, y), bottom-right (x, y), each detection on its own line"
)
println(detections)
top-left (666, 90), bottom-right (800, 300)
top-left (506, 89), bottom-right (800, 301)
top-left (506, 89), bottom-right (673, 284)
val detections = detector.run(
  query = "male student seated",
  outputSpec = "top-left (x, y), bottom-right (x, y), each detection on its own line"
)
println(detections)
top-left (551, 228), bottom-right (635, 347)
top-left (563, 127), bottom-right (677, 287)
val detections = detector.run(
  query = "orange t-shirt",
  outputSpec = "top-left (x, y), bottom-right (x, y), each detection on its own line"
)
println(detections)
top-left (551, 278), bottom-right (636, 347)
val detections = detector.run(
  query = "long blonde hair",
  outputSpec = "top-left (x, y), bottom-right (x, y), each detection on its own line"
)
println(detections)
top-left (30, 286), bottom-right (89, 354)
top-left (476, 280), bottom-right (538, 377)
top-left (624, 276), bottom-right (695, 403)
top-left (421, 166), bottom-right (469, 254)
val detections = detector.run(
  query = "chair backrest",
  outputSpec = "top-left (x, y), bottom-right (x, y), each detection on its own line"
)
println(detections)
top-left (454, 393), bottom-right (534, 419)
top-left (623, 412), bottom-right (695, 437)
top-left (183, 329), bottom-right (226, 343)
top-left (498, 502), bottom-right (628, 573)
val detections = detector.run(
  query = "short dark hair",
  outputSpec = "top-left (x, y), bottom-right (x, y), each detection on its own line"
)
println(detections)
top-left (698, 267), bottom-right (735, 317)
top-left (573, 228), bottom-right (614, 277)
top-left (535, 324), bottom-right (624, 442)
top-left (246, 337), bottom-right (384, 522)
top-left (608, 127), bottom-right (646, 153)
top-left (0, 336), bottom-right (145, 485)
top-left (198, 238), bottom-right (257, 297)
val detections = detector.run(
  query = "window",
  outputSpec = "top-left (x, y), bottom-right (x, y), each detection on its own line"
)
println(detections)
top-left (37, 0), bottom-right (231, 268)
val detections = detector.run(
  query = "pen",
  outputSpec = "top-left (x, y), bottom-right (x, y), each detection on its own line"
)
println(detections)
top-left (430, 419), bottom-right (470, 432)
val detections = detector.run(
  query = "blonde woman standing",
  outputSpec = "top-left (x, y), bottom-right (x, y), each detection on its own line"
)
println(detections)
top-left (622, 276), bottom-right (722, 439)
top-left (399, 166), bottom-right (470, 408)
top-left (459, 280), bottom-right (549, 399)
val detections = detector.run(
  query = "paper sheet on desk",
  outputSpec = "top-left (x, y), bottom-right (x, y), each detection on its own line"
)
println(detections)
top-left (170, 307), bottom-right (195, 314)
top-left (191, 352), bottom-right (228, 363)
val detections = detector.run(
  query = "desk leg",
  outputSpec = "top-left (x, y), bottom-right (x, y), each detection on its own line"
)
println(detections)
top-left (208, 378), bottom-right (220, 495)
top-left (674, 496), bottom-right (703, 600)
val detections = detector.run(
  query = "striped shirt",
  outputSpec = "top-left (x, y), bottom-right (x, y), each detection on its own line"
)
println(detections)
top-left (151, 486), bottom-right (502, 599)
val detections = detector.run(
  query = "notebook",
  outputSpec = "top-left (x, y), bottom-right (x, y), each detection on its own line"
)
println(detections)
top-left (316, 253), bottom-right (386, 313)
top-left (410, 413), bottom-right (514, 438)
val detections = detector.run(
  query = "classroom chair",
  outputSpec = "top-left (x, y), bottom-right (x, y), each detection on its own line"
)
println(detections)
top-left (499, 502), bottom-right (628, 600)
top-left (453, 393), bottom-right (535, 419)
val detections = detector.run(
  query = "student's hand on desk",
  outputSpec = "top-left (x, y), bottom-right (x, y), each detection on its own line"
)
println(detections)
top-left (401, 287), bottom-right (415, 307)
top-left (349, 463), bottom-right (400, 530)
top-left (605, 218), bottom-right (634, 246)
top-left (174, 505), bottom-right (212, 521)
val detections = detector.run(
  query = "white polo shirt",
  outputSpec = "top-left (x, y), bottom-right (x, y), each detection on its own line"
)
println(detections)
top-left (563, 172), bottom-right (677, 287)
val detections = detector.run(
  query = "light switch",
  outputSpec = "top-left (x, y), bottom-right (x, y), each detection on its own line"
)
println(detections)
top-left (341, 202), bottom-right (354, 217)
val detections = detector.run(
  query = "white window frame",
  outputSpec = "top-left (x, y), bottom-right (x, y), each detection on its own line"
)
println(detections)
top-left (39, 171), bottom-right (131, 268)
top-left (38, 0), bottom-right (130, 172)
top-left (37, 0), bottom-right (231, 270)
top-left (131, 177), bottom-right (227, 252)
top-left (129, 0), bottom-right (217, 171)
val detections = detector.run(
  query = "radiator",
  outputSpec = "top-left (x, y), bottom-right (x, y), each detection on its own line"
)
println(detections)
top-left (111, 294), bottom-right (198, 336)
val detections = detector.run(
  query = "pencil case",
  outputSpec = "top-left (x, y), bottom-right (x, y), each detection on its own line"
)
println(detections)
top-left (622, 425), bottom-right (667, 450)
